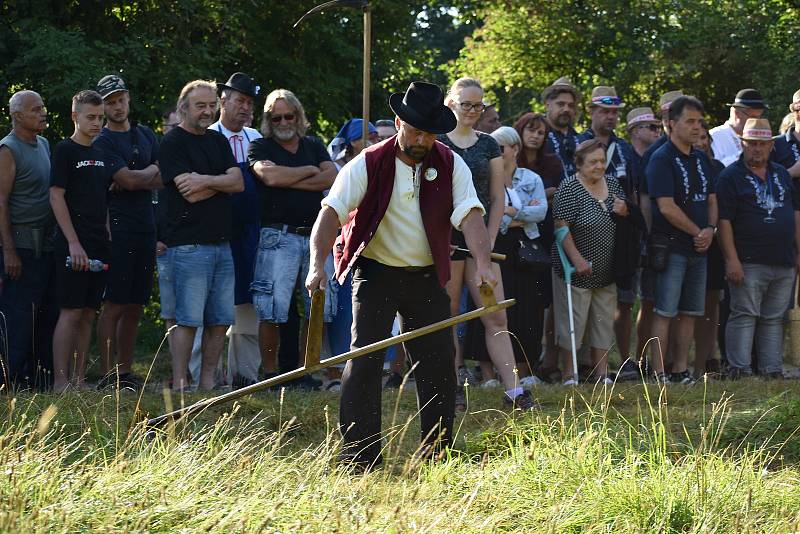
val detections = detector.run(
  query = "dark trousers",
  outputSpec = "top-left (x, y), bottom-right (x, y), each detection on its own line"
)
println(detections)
top-left (339, 258), bottom-right (455, 467)
top-left (0, 249), bottom-right (57, 390)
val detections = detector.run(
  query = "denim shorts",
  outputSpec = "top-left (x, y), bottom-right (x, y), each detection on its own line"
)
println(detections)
top-left (617, 267), bottom-right (655, 304)
top-left (171, 242), bottom-right (235, 327)
top-left (156, 248), bottom-right (175, 319)
top-left (653, 252), bottom-right (707, 317)
top-left (250, 226), bottom-right (336, 324)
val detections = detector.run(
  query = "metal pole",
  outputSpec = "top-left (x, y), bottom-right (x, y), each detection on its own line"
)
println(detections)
top-left (362, 4), bottom-right (371, 144)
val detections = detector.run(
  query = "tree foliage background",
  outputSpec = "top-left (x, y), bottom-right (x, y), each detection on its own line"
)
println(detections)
top-left (1, 0), bottom-right (799, 142)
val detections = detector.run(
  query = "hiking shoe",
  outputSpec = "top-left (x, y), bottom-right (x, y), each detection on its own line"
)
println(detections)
top-left (761, 371), bottom-right (784, 380)
top-left (457, 365), bottom-right (475, 387)
top-left (231, 374), bottom-right (258, 390)
top-left (670, 370), bottom-right (696, 385)
top-left (520, 375), bottom-right (543, 387)
top-left (616, 360), bottom-right (640, 381)
top-left (504, 390), bottom-right (539, 411)
top-left (480, 378), bottom-right (502, 389)
top-left (595, 375), bottom-right (613, 386)
top-left (383, 372), bottom-right (403, 389)
top-left (652, 371), bottom-right (671, 385)
top-left (455, 385), bottom-right (466, 412)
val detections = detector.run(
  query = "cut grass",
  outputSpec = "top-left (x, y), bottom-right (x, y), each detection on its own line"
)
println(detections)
top-left (1, 378), bottom-right (800, 532)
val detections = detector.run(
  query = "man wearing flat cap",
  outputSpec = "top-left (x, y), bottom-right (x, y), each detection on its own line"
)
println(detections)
top-left (717, 118), bottom-right (800, 379)
top-left (209, 72), bottom-right (263, 389)
top-left (710, 88), bottom-right (767, 167)
top-left (772, 89), bottom-right (800, 179)
top-left (306, 81), bottom-right (494, 470)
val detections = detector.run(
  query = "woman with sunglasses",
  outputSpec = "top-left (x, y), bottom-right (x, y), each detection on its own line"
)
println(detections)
top-left (438, 77), bottom-right (532, 411)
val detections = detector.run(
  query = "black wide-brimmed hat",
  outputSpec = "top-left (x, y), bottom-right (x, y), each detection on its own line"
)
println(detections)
top-left (217, 72), bottom-right (260, 98)
top-left (389, 81), bottom-right (457, 135)
top-left (727, 88), bottom-right (769, 109)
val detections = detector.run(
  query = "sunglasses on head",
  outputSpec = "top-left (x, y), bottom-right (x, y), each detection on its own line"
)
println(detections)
top-left (270, 113), bottom-right (296, 124)
top-left (593, 96), bottom-right (622, 106)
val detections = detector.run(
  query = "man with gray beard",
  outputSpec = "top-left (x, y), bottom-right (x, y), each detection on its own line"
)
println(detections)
top-left (248, 90), bottom-right (337, 386)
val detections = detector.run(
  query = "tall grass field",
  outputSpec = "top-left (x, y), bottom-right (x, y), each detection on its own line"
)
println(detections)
top-left (2, 372), bottom-right (800, 532)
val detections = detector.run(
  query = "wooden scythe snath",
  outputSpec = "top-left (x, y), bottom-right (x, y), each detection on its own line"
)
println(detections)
top-left (146, 287), bottom-right (514, 429)
top-left (293, 0), bottom-right (372, 145)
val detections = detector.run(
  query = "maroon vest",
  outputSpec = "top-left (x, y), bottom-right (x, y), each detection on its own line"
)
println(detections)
top-left (334, 135), bottom-right (455, 287)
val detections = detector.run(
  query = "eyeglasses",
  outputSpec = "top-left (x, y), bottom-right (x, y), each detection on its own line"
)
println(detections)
top-left (639, 124), bottom-right (661, 132)
top-left (270, 113), bottom-right (296, 124)
top-left (456, 101), bottom-right (486, 112)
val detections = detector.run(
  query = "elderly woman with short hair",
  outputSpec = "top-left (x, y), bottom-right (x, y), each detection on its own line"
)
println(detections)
top-left (552, 138), bottom-right (629, 385)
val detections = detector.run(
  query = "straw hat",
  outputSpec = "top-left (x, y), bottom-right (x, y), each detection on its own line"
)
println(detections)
top-left (626, 107), bottom-right (660, 130)
top-left (541, 76), bottom-right (580, 102)
top-left (589, 86), bottom-right (624, 109)
top-left (739, 118), bottom-right (773, 141)
top-left (658, 90), bottom-right (684, 113)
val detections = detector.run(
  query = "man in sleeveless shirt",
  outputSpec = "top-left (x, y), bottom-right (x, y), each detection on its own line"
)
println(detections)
top-left (306, 81), bottom-right (494, 470)
top-left (0, 90), bottom-right (58, 390)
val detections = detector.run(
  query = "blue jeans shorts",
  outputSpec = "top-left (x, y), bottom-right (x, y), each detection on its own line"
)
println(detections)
top-left (653, 252), bottom-right (707, 317)
top-left (156, 248), bottom-right (175, 319)
top-left (171, 243), bottom-right (235, 327)
top-left (250, 226), bottom-right (336, 324)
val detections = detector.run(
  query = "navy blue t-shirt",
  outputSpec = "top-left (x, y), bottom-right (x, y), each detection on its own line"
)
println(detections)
top-left (772, 130), bottom-right (800, 170)
top-left (94, 124), bottom-right (159, 234)
top-left (638, 134), bottom-right (668, 195)
top-left (647, 139), bottom-right (715, 255)
top-left (717, 158), bottom-right (799, 266)
top-left (576, 129), bottom-right (638, 194)
top-left (545, 126), bottom-right (578, 178)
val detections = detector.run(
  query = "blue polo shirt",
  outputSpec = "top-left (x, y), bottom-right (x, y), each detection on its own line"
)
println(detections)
top-left (545, 126), bottom-right (579, 178)
top-left (717, 158), bottom-right (799, 266)
top-left (772, 130), bottom-right (800, 170)
top-left (576, 129), bottom-right (639, 194)
top-left (646, 139), bottom-right (715, 255)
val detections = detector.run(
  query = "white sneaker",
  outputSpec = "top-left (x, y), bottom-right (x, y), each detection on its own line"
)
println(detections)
top-left (480, 378), bottom-right (502, 389)
top-left (596, 376), bottom-right (613, 386)
top-left (562, 378), bottom-right (578, 386)
top-left (520, 375), bottom-right (543, 387)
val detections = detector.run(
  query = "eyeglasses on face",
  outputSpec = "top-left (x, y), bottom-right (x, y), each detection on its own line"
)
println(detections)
top-left (270, 113), bottom-right (296, 124)
top-left (456, 101), bottom-right (486, 112)
top-left (639, 124), bottom-right (661, 132)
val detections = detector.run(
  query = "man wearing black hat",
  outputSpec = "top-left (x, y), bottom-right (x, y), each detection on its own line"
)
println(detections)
top-left (93, 74), bottom-right (162, 389)
top-left (209, 73), bottom-right (263, 388)
top-left (710, 89), bottom-right (767, 167)
top-left (305, 81), bottom-right (494, 470)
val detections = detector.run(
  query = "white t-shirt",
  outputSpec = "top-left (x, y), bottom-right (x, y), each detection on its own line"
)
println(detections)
top-left (709, 123), bottom-right (741, 167)
top-left (323, 152), bottom-right (484, 267)
top-left (208, 120), bottom-right (262, 164)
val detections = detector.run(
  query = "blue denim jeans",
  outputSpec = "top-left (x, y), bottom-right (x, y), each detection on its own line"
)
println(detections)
top-left (172, 243), bottom-right (235, 327)
top-left (250, 226), bottom-right (336, 324)
top-left (653, 252), bottom-right (707, 317)
top-left (725, 263), bottom-right (794, 375)
top-left (0, 248), bottom-right (57, 388)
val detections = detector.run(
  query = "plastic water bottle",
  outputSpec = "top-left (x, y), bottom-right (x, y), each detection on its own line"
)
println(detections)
top-left (65, 256), bottom-right (109, 272)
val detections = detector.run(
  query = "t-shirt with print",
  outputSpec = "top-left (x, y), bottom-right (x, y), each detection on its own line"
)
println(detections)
top-left (772, 130), bottom-right (800, 170)
top-left (551, 175), bottom-right (626, 289)
top-left (50, 138), bottom-right (112, 256)
top-left (437, 132), bottom-right (502, 214)
top-left (716, 158), bottom-right (799, 266)
top-left (159, 127), bottom-right (237, 247)
top-left (93, 124), bottom-right (159, 235)
top-left (545, 126), bottom-right (579, 178)
top-left (646, 139), bottom-right (715, 256)
top-left (247, 136), bottom-right (331, 227)
top-left (638, 135), bottom-right (668, 195)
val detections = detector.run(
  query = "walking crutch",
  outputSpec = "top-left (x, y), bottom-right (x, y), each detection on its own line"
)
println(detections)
top-left (554, 226), bottom-right (578, 384)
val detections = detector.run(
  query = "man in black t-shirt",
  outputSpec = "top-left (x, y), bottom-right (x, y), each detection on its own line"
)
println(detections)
top-left (159, 80), bottom-right (243, 391)
top-left (49, 90), bottom-right (112, 392)
top-left (93, 75), bottom-right (162, 389)
top-left (248, 89), bottom-right (336, 378)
